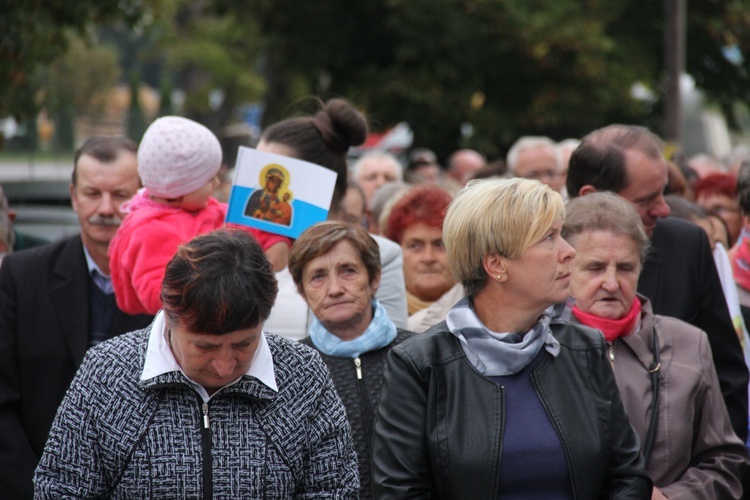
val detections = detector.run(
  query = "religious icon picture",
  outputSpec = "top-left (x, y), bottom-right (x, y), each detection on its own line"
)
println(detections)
top-left (226, 146), bottom-right (337, 239)
top-left (244, 164), bottom-right (294, 227)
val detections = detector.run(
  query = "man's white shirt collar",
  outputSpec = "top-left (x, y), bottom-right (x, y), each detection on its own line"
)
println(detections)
top-left (140, 311), bottom-right (278, 402)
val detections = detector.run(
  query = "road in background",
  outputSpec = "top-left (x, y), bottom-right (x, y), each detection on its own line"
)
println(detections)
top-left (0, 159), bottom-right (78, 243)
top-left (0, 158), bottom-right (72, 182)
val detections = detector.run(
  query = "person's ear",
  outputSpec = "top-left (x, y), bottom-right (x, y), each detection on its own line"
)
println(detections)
top-left (483, 253), bottom-right (508, 283)
top-left (743, 214), bottom-right (750, 231)
top-left (578, 185), bottom-right (598, 197)
top-left (69, 183), bottom-right (78, 213)
top-left (370, 269), bottom-right (382, 293)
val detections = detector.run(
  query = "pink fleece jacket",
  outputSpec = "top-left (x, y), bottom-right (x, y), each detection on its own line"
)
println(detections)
top-left (109, 190), bottom-right (290, 315)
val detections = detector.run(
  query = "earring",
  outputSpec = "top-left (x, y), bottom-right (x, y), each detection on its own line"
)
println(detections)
top-left (496, 274), bottom-right (505, 282)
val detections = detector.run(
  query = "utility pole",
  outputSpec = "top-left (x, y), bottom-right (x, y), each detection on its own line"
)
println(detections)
top-left (664, 0), bottom-right (686, 150)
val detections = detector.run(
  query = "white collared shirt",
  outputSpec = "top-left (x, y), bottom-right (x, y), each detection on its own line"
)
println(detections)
top-left (140, 311), bottom-right (278, 403)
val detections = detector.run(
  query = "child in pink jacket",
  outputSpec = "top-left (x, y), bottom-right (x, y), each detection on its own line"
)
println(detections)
top-left (110, 116), bottom-right (288, 315)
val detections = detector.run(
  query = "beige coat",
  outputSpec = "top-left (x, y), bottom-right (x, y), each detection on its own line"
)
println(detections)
top-left (609, 297), bottom-right (749, 499)
top-left (406, 283), bottom-right (465, 333)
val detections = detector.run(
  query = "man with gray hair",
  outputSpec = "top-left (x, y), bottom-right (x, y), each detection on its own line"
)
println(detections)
top-left (567, 124), bottom-right (749, 442)
top-left (353, 151), bottom-right (403, 205)
top-left (506, 136), bottom-right (565, 193)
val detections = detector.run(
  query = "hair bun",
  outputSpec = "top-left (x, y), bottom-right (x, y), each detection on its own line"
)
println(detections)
top-left (312, 99), bottom-right (367, 153)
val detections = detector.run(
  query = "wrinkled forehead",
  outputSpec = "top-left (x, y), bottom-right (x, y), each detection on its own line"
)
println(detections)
top-left (360, 157), bottom-right (399, 178)
top-left (568, 229), bottom-right (643, 261)
top-left (515, 146), bottom-right (558, 172)
top-left (74, 152), bottom-right (139, 186)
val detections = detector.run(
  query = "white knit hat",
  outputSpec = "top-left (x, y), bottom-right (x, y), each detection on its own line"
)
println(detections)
top-left (138, 116), bottom-right (223, 199)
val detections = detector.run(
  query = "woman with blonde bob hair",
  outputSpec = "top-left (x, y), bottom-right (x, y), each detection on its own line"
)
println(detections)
top-left (445, 177), bottom-right (566, 298)
top-left (372, 178), bottom-right (651, 498)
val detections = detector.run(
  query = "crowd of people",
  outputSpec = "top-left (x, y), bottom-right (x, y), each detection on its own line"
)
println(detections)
top-left (2, 96), bottom-right (750, 498)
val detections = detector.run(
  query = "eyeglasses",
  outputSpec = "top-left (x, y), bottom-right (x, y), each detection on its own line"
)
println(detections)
top-left (521, 170), bottom-right (561, 181)
top-left (709, 205), bottom-right (740, 215)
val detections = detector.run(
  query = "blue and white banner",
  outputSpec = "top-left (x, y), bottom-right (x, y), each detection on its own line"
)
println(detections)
top-left (226, 146), bottom-right (337, 239)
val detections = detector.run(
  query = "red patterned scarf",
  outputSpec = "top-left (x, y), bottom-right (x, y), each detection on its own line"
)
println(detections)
top-left (572, 297), bottom-right (642, 342)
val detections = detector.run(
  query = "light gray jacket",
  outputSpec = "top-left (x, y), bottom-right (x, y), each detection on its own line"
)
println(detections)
top-left (407, 283), bottom-right (465, 333)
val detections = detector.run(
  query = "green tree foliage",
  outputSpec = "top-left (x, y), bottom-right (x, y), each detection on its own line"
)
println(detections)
top-left (683, 0), bottom-right (750, 129)
top-left (127, 71), bottom-right (147, 142)
top-left (241, 0), bottom-right (750, 159)
top-left (40, 36), bottom-right (121, 120)
top-left (4, 119), bottom-right (38, 153)
top-left (159, 77), bottom-right (174, 117)
top-left (54, 101), bottom-right (75, 152)
top-left (152, 0), bottom-right (267, 130)
top-left (6, 0), bottom-right (749, 158)
top-left (0, 0), bottom-right (145, 121)
top-left (35, 35), bottom-right (121, 151)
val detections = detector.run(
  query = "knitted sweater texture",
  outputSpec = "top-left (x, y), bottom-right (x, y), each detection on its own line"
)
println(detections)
top-left (34, 327), bottom-right (359, 499)
top-left (301, 329), bottom-right (414, 499)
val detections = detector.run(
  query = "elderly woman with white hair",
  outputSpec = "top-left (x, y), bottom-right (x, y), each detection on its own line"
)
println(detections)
top-left (372, 178), bottom-right (651, 498)
top-left (564, 192), bottom-right (749, 499)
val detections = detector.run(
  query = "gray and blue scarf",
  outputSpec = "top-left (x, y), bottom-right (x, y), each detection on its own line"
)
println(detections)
top-left (446, 297), bottom-right (571, 376)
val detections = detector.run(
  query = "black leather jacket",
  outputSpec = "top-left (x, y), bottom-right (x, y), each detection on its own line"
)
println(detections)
top-left (372, 320), bottom-right (651, 499)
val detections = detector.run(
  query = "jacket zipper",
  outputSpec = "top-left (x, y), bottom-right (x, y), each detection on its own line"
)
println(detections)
top-left (492, 386), bottom-right (506, 498)
top-left (200, 400), bottom-right (213, 500)
top-left (353, 357), bottom-right (374, 465)
top-left (607, 342), bottom-right (615, 362)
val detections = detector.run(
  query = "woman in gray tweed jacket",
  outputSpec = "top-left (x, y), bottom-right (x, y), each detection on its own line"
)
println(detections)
top-left (34, 229), bottom-right (358, 499)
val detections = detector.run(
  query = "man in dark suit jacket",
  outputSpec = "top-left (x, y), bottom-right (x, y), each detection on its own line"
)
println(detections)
top-left (567, 124), bottom-right (749, 442)
top-left (0, 137), bottom-right (153, 498)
